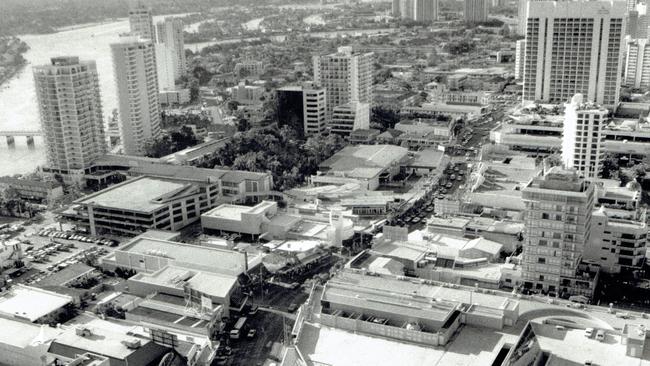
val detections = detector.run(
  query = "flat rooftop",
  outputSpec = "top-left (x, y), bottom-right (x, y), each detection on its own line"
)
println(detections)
top-left (330, 271), bottom-right (518, 313)
top-left (320, 145), bottom-right (409, 172)
top-left (49, 315), bottom-right (155, 360)
top-left (297, 323), bottom-right (514, 366)
top-left (529, 322), bottom-right (650, 366)
top-left (203, 200), bottom-right (276, 220)
top-left (118, 236), bottom-right (247, 276)
top-left (0, 285), bottom-right (73, 322)
top-left (323, 275), bottom-right (457, 323)
top-left (76, 176), bottom-right (188, 212)
top-left (0, 316), bottom-right (61, 349)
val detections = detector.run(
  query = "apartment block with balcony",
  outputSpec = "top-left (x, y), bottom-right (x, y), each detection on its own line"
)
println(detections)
top-left (313, 47), bottom-right (373, 118)
top-left (523, 0), bottom-right (625, 107)
top-left (33, 56), bottom-right (107, 174)
top-left (624, 39), bottom-right (650, 89)
top-left (111, 35), bottom-right (162, 156)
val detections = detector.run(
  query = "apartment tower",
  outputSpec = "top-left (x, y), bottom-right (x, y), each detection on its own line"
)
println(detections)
top-left (523, 0), bottom-right (626, 107)
top-left (313, 46), bottom-right (373, 119)
top-left (464, 0), bottom-right (489, 23)
top-left (128, 1), bottom-right (156, 40)
top-left (522, 167), bottom-right (597, 297)
top-left (413, 0), bottom-right (439, 22)
top-left (111, 35), bottom-right (162, 156)
top-left (561, 94), bottom-right (607, 179)
top-left (33, 56), bottom-right (107, 171)
top-left (625, 38), bottom-right (650, 88)
top-left (514, 39), bottom-right (526, 80)
top-left (155, 17), bottom-right (187, 88)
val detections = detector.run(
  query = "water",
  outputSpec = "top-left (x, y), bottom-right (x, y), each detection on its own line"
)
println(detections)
top-left (0, 15), bottom-right (184, 177)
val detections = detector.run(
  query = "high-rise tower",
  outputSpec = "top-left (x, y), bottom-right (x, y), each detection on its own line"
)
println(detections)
top-left (523, 0), bottom-right (626, 107)
top-left (33, 57), bottom-right (106, 171)
top-left (111, 35), bottom-right (161, 156)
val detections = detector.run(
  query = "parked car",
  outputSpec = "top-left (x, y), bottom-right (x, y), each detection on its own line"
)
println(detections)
top-left (287, 303), bottom-right (298, 313)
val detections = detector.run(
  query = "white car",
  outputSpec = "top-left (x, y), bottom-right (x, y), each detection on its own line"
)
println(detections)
top-left (584, 327), bottom-right (594, 337)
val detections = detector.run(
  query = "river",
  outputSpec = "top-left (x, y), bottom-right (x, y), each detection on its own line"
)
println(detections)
top-left (0, 14), bottom-right (186, 177)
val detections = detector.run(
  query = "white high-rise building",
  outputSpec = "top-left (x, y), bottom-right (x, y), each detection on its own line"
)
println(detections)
top-left (400, 0), bottom-right (414, 19)
top-left (392, 0), bottom-right (401, 16)
top-left (413, 0), bottom-right (439, 21)
top-left (625, 38), bottom-right (650, 88)
top-left (154, 43), bottom-right (176, 91)
top-left (33, 56), bottom-right (106, 172)
top-left (523, 0), bottom-right (626, 107)
top-left (313, 46), bottom-right (373, 118)
top-left (156, 17), bottom-right (186, 85)
top-left (562, 94), bottom-right (607, 179)
top-left (128, 2), bottom-right (156, 40)
top-left (464, 0), bottom-right (489, 23)
top-left (111, 35), bottom-right (162, 156)
top-left (515, 39), bottom-right (526, 80)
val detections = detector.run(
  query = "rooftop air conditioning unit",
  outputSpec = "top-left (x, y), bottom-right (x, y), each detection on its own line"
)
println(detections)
top-left (122, 339), bottom-right (141, 349)
top-left (75, 326), bottom-right (92, 337)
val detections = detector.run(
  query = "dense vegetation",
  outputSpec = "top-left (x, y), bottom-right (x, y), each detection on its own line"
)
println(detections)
top-left (200, 126), bottom-right (346, 191)
top-left (144, 126), bottom-right (199, 158)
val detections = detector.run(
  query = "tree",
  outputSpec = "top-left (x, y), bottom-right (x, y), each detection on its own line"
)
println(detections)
top-left (144, 126), bottom-right (199, 158)
top-left (237, 118), bottom-right (251, 132)
top-left (371, 106), bottom-right (401, 132)
top-left (600, 155), bottom-right (619, 179)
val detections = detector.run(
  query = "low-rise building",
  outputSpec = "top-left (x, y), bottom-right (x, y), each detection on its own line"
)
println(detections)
top-left (61, 176), bottom-right (222, 237)
top-left (319, 271), bottom-right (519, 347)
top-left (311, 145), bottom-right (411, 191)
top-left (0, 176), bottom-right (63, 203)
top-left (201, 200), bottom-right (280, 239)
top-left (348, 128), bottom-right (380, 144)
top-left (0, 317), bottom-right (62, 365)
top-left (401, 103), bottom-right (486, 119)
top-left (234, 60), bottom-right (265, 76)
top-left (230, 82), bottom-right (264, 105)
top-left (159, 88), bottom-right (190, 106)
top-left (0, 284), bottom-right (73, 324)
top-left (48, 315), bottom-right (168, 366)
top-left (442, 90), bottom-right (490, 106)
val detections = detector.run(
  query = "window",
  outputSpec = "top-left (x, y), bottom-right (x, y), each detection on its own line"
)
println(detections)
top-left (542, 213), bottom-right (550, 220)
top-left (538, 258), bottom-right (546, 264)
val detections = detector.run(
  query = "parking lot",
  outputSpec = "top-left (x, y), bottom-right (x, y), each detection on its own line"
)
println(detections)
top-left (9, 227), bottom-right (119, 285)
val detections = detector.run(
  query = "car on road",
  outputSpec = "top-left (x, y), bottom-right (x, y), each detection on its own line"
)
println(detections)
top-left (596, 329), bottom-right (606, 342)
top-left (247, 329), bottom-right (257, 338)
top-left (287, 303), bottom-right (299, 313)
